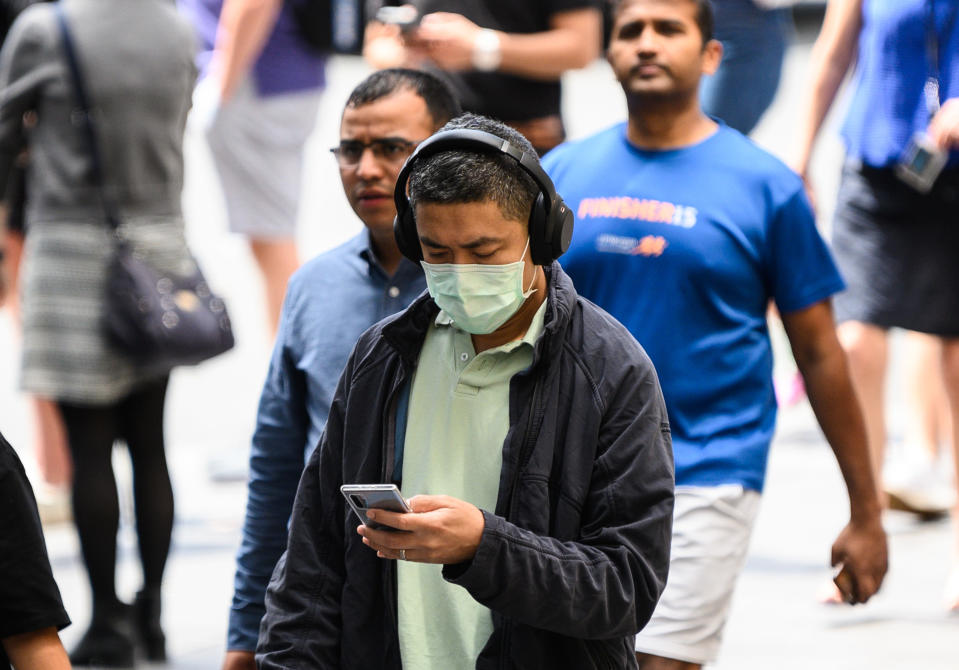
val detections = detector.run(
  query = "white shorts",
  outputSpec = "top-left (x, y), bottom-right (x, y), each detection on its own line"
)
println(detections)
top-left (196, 77), bottom-right (321, 239)
top-left (634, 485), bottom-right (762, 665)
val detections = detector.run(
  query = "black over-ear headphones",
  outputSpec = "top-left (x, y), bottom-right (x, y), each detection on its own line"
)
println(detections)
top-left (392, 128), bottom-right (574, 265)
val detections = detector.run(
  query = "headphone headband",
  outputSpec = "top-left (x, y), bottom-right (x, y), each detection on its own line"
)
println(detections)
top-left (392, 128), bottom-right (574, 265)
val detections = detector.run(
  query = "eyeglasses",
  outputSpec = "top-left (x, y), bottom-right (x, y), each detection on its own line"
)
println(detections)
top-left (330, 138), bottom-right (420, 168)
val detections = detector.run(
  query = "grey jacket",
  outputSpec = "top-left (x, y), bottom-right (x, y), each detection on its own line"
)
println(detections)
top-left (258, 264), bottom-right (675, 670)
top-left (0, 0), bottom-right (196, 221)
top-left (0, 0), bottom-right (198, 403)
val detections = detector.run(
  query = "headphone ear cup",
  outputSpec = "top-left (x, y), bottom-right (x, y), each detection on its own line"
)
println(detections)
top-left (393, 209), bottom-right (423, 262)
top-left (552, 198), bottom-right (574, 259)
top-left (528, 192), bottom-right (551, 265)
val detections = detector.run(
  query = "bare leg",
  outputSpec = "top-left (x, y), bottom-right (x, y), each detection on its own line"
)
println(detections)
top-left (4, 231), bottom-right (72, 517)
top-left (902, 332), bottom-right (950, 459)
top-left (636, 652), bottom-right (701, 670)
top-left (32, 397), bottom-right (71, 487)
top-left (940, 339), bottom-right (959, 610)
top-left (248, 237), bottom-right (298, 339)
top-left (1, 228), bottom-right (23, 316)
top-left (837, 321), bottom-right (889, 499)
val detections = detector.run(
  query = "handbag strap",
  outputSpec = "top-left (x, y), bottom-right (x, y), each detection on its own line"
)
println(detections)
top-left (55, 4), bottom-right (122, 231)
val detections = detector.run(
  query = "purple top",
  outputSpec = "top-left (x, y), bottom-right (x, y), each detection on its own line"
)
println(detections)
top-left (841, 0), bottom-right (959, 167)
top-left (178, 0), bottom-right (325, 96)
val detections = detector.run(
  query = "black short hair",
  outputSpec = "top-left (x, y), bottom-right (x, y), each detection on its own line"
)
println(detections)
top-left (611, 0), bottom-right (714, 44)
top-left (407, 113), bottom-right (540, 225)
top-left (345, 68), bottom-right (462, 128)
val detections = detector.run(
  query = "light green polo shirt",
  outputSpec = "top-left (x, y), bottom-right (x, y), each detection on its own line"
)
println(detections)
top-left (397, 299), bottom-right (548, 670)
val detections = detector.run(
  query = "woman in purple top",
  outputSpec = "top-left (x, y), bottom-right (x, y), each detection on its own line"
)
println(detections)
top-left (793, 0), bottom-right (959, 610)
top-left (178, 0), bottom-right (327, 336)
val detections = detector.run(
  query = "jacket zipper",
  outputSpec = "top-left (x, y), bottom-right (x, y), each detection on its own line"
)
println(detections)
top-left (381, 370), bottom-right (407, 664)
top-left (506, 377), bottom-right (545, 520)
top-left (499, 375), bottom-right (545, 669)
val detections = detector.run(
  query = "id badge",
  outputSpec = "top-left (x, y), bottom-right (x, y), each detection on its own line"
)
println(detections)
top-left (894, 133), bottom-right (948, 193)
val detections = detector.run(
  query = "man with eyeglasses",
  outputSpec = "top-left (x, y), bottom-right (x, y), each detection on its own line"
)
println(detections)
top-left (220, 68), bottom-right (460, 670)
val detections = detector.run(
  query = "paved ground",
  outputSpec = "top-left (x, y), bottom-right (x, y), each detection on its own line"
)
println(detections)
top-left (1, 8), bottom-right (957, 669)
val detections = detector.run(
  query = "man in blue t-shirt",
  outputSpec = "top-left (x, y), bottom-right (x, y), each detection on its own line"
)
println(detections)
top-left (543, 1), bottom-right (888, 668)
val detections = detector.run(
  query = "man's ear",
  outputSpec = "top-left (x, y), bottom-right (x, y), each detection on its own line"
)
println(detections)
top-left (702, 39), bottom-right (723, 77)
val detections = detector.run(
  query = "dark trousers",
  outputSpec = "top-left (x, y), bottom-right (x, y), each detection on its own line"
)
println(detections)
top-left (59, 376), bottom-right (173, 611)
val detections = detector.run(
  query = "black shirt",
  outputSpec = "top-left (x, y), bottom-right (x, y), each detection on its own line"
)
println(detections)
top-left (371, 0), bottom-right (599, 121)
top-left (0, 430), bottom-right (70, 668)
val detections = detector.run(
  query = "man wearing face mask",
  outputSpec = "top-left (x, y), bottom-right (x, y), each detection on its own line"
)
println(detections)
top-left (257, 112), bottom-right (675, 670)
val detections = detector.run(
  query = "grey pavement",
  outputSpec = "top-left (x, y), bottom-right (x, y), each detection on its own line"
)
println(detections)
top-left (1, 10), bottom-right (957, 669)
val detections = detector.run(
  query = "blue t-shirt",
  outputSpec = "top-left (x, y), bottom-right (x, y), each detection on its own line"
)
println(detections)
top-left (842, 0), bottom-right (959, 167)
top-left (543, 123), bottom-right (844, 492)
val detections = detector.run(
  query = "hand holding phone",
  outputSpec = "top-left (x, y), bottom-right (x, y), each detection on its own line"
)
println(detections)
top-left (341, 484), bottom-right (412, 531)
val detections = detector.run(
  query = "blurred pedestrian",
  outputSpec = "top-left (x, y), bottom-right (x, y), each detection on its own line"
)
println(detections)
top-left (180, 0), bottom-right (327, 336)
top-left (0, 429), bottom-right (71, 670)
top-left (364, 0), bottom-right (602, 153)
top-left (701, 0), bottom-right (794, 134)
top-left (0, 0), bottom-right (199, 665)
top-left (792, 0), bottom-right (959, 610)
top-left (257, 113), bottom-right (675, 669)
top-left (0, 0), bottom-right (72, 528)
top-left (220, 68), bottom-right (459, 670)
top-left (543, 1), bottom-right (887, 667)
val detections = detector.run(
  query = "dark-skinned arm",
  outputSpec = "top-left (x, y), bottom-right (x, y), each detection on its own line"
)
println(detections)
top-left (781, 299), bottom-right (888, 604)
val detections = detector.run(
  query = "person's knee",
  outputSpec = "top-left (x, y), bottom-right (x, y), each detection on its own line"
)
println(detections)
top-left (837, 321), bottom-right (886, 376)
top-left (940, 339), bottom-right (959, 396)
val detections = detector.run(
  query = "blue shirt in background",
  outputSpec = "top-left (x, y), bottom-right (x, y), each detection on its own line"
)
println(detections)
top-left (544, 123), bottom-right (844, 492)
top-left (227, 232), bottom-right (425, 651)
top-left (842, 0), bottom-right (959, 167)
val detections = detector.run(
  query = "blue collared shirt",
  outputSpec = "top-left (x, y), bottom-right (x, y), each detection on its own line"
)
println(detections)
top-left (228, 232), bottom-right (425, 651)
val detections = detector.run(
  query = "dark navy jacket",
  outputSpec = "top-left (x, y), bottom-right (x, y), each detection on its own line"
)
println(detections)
top-left (258, 263), bottom-right (674, 670)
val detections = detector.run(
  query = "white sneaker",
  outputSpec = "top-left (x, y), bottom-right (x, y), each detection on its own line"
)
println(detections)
top-left (883, 447), bottom-right (955, 517)
top-left (35, 482), bottom-right (72, 526)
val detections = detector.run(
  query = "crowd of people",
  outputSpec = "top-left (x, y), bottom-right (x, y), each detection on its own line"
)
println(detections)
top-left (0, 0), bottom-right (956, 668)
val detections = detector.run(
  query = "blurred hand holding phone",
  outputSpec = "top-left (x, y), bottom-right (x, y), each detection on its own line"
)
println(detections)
top-left (895, 133), bottom-right (948, 194)
top-left (375, 5), bottom-right (420, 33)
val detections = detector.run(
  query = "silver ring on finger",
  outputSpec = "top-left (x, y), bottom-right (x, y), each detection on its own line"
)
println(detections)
top-left (399, 549), bottom-right (407, 561)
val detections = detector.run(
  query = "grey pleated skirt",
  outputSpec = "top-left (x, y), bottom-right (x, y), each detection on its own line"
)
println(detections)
top-left (19, 215), bottom-right (197, 405)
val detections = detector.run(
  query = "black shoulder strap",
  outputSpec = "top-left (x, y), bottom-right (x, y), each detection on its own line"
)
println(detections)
top-left (55, 3), bottom-right (121, 229)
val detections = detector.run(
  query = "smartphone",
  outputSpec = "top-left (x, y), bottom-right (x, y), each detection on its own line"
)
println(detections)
top-left (895, 132), bottom-right (948, 194)
top-left (341, 483), bottom-right (412, 531)
top-left (375, 5), bottom-right (420, 32)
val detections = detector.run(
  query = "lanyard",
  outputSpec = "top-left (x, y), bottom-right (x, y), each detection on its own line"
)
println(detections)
top-left (925, 0), bottom-right (959, 116)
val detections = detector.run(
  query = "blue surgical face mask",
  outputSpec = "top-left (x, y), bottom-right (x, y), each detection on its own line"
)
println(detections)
top-left (421, 238), bottom-right (537, 335)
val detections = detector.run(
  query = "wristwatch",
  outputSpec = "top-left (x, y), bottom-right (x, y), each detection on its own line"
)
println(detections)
top-left (472, 29), bottom-right (502, 72)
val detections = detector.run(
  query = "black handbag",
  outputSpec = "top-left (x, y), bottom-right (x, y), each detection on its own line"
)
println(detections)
top-left (56, 6), bottom-right (234, 369)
